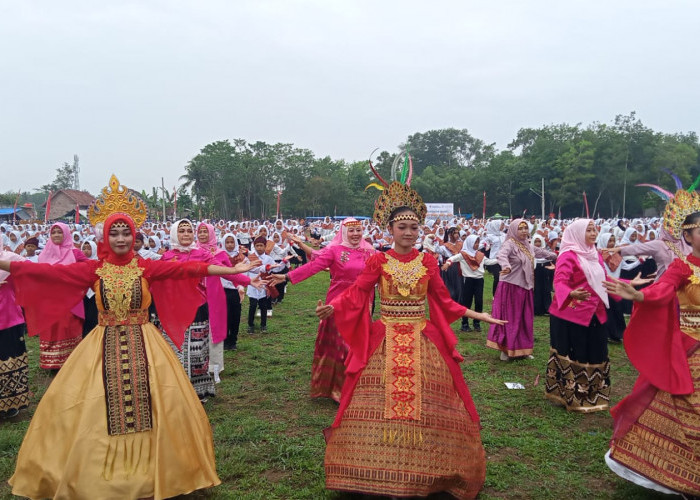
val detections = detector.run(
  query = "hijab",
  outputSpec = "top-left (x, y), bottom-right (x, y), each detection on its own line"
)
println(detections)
top-left (38, 222), bottom-right (76, 265)
top-left (196, 222), bottom-right (222, 255)
top-left (169, 219), bottom-right (198, 252)
top-left (327, 218), bottom-right (374, 250)
top-left (558, 219), bottom-right (609, 307)
top-left (221, 233), bottom-right (239, 257)
top-left (97, 213), bottom-right (136, 265)
top-left (460, 234), bottom-right (484, 270)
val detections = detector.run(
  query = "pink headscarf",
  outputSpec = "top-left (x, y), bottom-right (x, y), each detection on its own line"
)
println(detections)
top-left (38, 222), bottom-right (76, 265)
top-left (558, 219), bottom-right (609, 307)
top-left (327, 218), bottom-right (373, 250)
top-left (196, 222), bottom-right (224, 255)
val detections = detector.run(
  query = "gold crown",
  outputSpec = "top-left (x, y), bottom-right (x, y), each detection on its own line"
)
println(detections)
top-left (88, 175), bottom-right (147, 228)
top-left (373, 181), bottom-right (426, 228)
top-left (663, 189), bottom-right (700, 239)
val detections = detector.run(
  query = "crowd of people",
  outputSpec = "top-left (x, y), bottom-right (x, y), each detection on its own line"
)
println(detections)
top-left (2, 173), bottom-right (700, 498)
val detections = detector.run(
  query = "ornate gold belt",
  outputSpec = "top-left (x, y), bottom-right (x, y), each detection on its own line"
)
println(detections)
top-left (99, 310), bottom-right (149, 326)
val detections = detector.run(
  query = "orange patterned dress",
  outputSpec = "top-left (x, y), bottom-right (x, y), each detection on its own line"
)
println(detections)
top-left (325, 249), bottom-right (485, 499)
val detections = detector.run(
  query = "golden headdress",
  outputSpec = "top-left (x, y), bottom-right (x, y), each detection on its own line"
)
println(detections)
top-left (88, 175), bottom-right (147, 229)
top-left (368, 149), bottom-right (426, 228)
top-left (664, 189), bottom-right (700, 239)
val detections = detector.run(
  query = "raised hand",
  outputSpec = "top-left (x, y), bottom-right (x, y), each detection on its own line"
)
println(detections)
top-left (630, 272), bottom-right (653, 287)
top-left (603, 278), bottom-right (643, 301)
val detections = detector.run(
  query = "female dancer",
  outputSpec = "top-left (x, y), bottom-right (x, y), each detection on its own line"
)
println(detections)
top-left (603, 194), bottom-right (700, 497)
top-left (3, 176), bottom-right (251, 499)
top-left (317, 187), bottom-right (506, 499)
top-left (36, 222), bottom-right (88, 369)
top-left (271, 218), bottom-right (374, 402)
top-left (545, 220), bottom-right (627, 412)
top-left (487, 219), bottom-right (557, 360)
top-left (162, 219), bottom-right (255, 398)
top-left (0, 250), bottom-right (29, 418)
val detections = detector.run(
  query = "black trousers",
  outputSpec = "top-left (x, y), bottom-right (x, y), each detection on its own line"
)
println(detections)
top-left (461, 277), bottom-right (484, 328)
top-left (224, 288), bottom-right (241, 348)
top-left (484, 263), bottom-right (501, 297)
top-left (248, 297), bottom-right (271, 328)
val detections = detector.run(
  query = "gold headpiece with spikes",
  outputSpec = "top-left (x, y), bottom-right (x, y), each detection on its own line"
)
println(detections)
top-left (373, 181), bottom-right (426, 228)
top-left (88, 175), bottom-right (147, 228)
top-left (664, 189), bottom-right (700, 239)
top-left (368, 149), bottom-right (426, 228)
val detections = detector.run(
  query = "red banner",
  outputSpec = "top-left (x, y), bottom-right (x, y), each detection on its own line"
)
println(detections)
top-left (45, 191), bottom-right (52, 223)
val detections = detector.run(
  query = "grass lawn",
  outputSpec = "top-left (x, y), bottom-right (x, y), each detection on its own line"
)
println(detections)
top-left (0, 273), bottom-right (670, 499)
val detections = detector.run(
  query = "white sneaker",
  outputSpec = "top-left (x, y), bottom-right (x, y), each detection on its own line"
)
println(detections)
top-left (267, 310), bottom-right (272, 317)
top-left (500, 351), bottom-right (509, 361)
top-left (525, 355), bottom-right (534, 360)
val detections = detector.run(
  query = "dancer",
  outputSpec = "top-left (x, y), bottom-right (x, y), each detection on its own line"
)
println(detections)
top-left (36, 222), bottom-right (88, 369)
top-left (544, 219), bottom-right (634, 412)
top-left (604, 189), bottom-right (700, 497)
top-left (4, 175), bottom-right (249, 499)
top-left (0, 250), bottom-right (29, 418)
top-left (271, 218), bottom-right (374, 402)
top-left (318, 177), bottom-right (506, 499)
top-left (487, 219), bottom-right (557, 360)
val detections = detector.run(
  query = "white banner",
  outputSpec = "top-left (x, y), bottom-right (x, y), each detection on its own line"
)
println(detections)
top-left (425, 203), bottom-right (454, 220)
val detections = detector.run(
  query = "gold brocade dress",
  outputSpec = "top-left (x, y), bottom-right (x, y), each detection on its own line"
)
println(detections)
top-left (9, 263), bottom-right (220, 500)
top-left (324, 250), bottom-right (485, 499)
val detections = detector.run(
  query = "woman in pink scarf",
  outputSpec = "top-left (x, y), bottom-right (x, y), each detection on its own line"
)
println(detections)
top-left (36, 222), bottom-right (88, 370)
top-left (487, 219), bottom-right (557, 361)
top-left (544, 219), bottom-right (617, 412)
top-left (160, 219), bottom-right (254, 400)
top-left (196, 222), bottom-right (250, 379)
top-left (271, 218), bottom-right (375, 402)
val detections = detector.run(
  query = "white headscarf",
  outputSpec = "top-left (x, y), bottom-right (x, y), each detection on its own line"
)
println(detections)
top-left (169, 219), bottom-right (198, 252)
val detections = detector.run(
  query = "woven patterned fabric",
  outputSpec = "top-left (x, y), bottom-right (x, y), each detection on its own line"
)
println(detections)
top-left (310, 316), bottom-right (347, 402)
top-left (610, 349), bottom-right (700, 495)
top-left (40, 335), bottom-right (82, 370)
top-left (103, 324), bottom-right (152, 435)
top-left (544, 348), bottom-right (610, 413)
top-left (161, 315), bottom-right (215, 399)
top-left (325, 335), bottom-right (485, 499)
top-left (0, 324), bottom-right (29, 417)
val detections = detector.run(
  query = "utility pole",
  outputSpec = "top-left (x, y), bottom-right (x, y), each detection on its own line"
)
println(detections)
top-left (160, 177), bottom-right (166, 222)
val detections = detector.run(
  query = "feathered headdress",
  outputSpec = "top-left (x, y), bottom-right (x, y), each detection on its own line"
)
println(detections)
top-left (368, 148), bottom-right (426, 227)
top-left (638, 170), bottom-right (700, 239)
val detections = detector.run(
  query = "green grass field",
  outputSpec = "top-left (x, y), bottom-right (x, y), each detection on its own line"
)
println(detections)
top-left (0, 273), bottom-right (670, 499)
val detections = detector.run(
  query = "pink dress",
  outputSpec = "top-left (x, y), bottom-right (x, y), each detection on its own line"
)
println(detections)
top-left (288, 244), bottom-right (374, 402)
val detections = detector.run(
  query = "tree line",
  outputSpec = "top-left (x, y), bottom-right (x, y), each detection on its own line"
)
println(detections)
top-left (7, 112), bottom-right (699, 221)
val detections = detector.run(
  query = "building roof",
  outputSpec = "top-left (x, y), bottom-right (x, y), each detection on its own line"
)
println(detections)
top-left (42, 189), bottom-right (95, 207)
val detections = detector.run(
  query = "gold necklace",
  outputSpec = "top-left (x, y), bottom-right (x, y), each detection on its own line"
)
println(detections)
top-left (383, 253), bottom-right (427, 297)
top-left (96, 258), bottom-right (143, 321)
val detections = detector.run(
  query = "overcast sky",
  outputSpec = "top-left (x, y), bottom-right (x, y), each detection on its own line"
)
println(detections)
top-left (2, 0), bottom-right (698, 194)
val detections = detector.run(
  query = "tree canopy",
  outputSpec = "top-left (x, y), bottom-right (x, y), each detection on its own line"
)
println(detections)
top-left (9, 113), bottom-right (700, 221)
top-left (174, 114), bottom-right (698, 220)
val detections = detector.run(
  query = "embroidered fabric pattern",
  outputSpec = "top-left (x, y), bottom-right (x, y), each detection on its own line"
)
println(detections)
top-left (610, 351), bottom-right (700, 495)
top-left (0, 353), bottom-right (29, 416)
top-left (103, 324), bottom-right (152, 435)
top-left (325, 337), bottom-right (484, 499)
top-left (96, 259), bottom-right (143, 322)
top-left (544, 348), bottom-right (610, 413)
top-left (512, 239), bottom-right (534, 263)
top-left (100, 273), bottom-right (152, 435)
top-left (382, 254), bottom-right (427, 297)
top-left (384, 322), bottom-right (421, 420)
